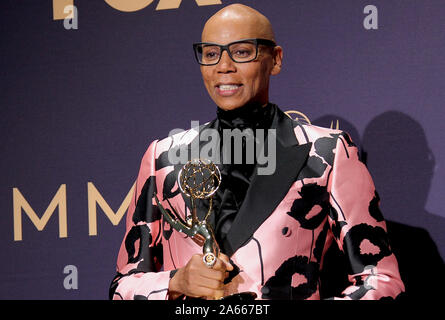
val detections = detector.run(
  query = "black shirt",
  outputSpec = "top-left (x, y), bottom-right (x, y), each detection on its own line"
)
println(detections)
top-left (208, 102), bottom-right (277, 253)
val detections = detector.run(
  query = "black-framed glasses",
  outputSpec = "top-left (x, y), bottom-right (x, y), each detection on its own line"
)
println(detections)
top-left (193, 38), bottom-right (276, 66)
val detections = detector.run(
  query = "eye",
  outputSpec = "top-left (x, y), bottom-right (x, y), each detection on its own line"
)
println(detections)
top-left (233, 49), bottom-right (251, 57)
top-left (205, 51), bottom-right (218, 58)
top-left (202, 47), bottom-right (220, 61)
top-left (230, 43), bottom-right (255, 59)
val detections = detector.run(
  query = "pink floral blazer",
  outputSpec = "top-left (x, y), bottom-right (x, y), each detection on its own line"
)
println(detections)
top-left (110, 107), bottom-right (405, 300)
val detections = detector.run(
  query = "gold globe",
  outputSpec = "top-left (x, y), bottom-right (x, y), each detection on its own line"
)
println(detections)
top-left (178, 159), bottom-right (221, 199)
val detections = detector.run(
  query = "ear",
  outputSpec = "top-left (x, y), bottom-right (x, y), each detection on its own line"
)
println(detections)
top-left (270, 46), bottom-right (283, 76)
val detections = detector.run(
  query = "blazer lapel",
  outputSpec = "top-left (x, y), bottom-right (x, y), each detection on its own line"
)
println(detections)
top-left (224, 110), bottom-right (312, 257)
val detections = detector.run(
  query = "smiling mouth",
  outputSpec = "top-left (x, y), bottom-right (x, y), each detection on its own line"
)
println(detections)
top-left (218, 84), bottom-right (241, 90)
top-left (216, 84), bottom-right (242, 96)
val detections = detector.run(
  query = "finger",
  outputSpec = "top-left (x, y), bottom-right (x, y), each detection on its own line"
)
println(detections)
top-left (211, 257), bottom-right (233, 274)
top-left (211, 289), bottom-right (225, 300)
top-left (200, 268), bottom-right (226, 282)
top-left (191, 287), bottom-right (224, 300)
top-left (200, 288), bottom-right (225, 300)
top-left (180, 274), bottom-right (221, 298)
top-left (218, 253), bottom-right (234, 271)
top-left (196, 275), bottom-right (225, 290)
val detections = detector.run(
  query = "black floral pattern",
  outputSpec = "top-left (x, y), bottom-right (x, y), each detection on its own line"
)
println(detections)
top-left (297, 156), bottom-right (328, 180)
top-left (287, 183), bottom-right (330, 230)
top-left (342, 223), bottom-right (391, 274)
top-left (314, 134), bottom-right (339, 166)
top-left (125, 224), bottom-right (163, 272)
top-left (369, 191), bottom-right (384, 222)
top-left (261, 255), bottom-right (319, 300)
top-left (132, 177), bottom-right (161, 224)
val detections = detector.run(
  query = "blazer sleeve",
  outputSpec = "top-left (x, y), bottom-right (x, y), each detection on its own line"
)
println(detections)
top-left (109, 140), bottom-right (174, 300)
top-left (326, 132), bottom-right (405, 300)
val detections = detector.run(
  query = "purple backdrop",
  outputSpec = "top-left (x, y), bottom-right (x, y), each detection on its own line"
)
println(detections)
top-left (1, 0), bottom-right (444, 299)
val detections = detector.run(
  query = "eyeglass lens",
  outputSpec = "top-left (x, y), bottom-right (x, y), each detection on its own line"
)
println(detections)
top-left (197, 41), bottom-right (257, 64)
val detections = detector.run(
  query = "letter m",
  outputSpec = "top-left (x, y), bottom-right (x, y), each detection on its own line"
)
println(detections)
top-left (13, 184), bottom-right (67, 241)
top-left (88, 182), bottom-right (135, 236)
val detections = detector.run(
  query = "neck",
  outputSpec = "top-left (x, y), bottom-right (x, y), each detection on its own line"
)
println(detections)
top-left (216, 102), bottom-right (275, 130)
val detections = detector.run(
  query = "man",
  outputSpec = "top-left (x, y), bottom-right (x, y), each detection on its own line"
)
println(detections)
top-left (109, 4), bottom-right (404, 300)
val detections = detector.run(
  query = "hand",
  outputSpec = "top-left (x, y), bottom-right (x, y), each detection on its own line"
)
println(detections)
top-left (168, 253), bottom-right (233, 300)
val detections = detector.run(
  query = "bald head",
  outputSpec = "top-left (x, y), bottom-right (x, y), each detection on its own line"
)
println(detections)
top-left (202, 4), bottom-right (275, 43)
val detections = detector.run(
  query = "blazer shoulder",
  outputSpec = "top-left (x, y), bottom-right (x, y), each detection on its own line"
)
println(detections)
top-left (292, 121), bottom-right (345, 144)
top-left (144, 120), bottom-right (217, 168)
top-left (157, 120), bottom-right (215, 148)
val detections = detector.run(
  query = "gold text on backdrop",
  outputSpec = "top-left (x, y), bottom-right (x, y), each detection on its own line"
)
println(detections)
top-left (13, 183), bottom-right (135, 241)
top-left (53, 0), bottom-right (223, 19)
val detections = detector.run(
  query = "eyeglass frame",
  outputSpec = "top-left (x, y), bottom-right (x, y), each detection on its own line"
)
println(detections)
top-left (192, 38), bottom-right (277, 66)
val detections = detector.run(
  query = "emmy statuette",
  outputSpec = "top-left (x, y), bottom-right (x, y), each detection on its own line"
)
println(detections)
top-left (154, 159), bottom-right (257, 301)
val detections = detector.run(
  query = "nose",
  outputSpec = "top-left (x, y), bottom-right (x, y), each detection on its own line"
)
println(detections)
top-left (216, 50), bottom-right (236, 73)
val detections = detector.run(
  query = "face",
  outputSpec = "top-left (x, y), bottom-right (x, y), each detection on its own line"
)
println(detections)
top-left (200, 17), bottom-right (282, 111)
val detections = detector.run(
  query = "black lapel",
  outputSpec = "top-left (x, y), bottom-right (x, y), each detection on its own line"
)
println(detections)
top-left (224, 109), bottom-right (312, 257)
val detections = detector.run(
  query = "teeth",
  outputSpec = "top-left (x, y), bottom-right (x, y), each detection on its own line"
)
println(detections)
top-left (219, 84), bottom-right (240, 91)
